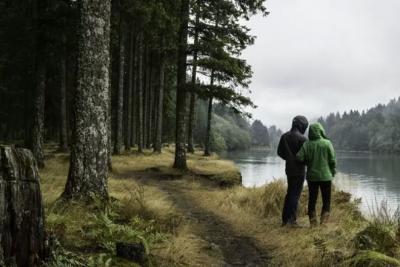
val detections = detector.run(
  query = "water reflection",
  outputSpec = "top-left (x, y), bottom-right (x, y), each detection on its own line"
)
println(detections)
top-left (223, 150), bottom-right (400, 215)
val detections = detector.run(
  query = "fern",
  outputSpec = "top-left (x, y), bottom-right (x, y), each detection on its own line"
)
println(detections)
top-left (87, 254), bottom-right (112, 267)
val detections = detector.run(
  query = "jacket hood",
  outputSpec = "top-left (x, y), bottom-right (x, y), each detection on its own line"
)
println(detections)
top-left (291, 115), bottom-right (309, 134)
top-left (309, 123), bottom-right (328, 141)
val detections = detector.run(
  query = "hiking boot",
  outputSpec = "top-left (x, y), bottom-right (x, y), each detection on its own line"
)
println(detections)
top-left (309, 213), bottom-right (318, 227)
top-left (320, 212), bottom-right (330, 225)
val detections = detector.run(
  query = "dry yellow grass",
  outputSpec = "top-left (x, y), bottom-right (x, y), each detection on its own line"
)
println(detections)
top-left (184, 180), bottom-right (369, 267)
top-left (40, 149), bottom-right (231, 266)
top-left (39, 148), bottom-right (398, 267)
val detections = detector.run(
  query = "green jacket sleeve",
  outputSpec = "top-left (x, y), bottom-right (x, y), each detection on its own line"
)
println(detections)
top-left (296, 144), bottom-right (306, 163)
top-left (328, 142), bottom-right (336, 176)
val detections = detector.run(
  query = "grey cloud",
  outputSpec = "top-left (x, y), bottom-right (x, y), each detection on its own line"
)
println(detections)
top-left (243, 0), bottom-right (400, 130)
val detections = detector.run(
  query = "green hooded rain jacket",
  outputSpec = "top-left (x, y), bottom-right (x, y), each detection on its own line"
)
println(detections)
top-left (297, 123), bottom-right (336, 181)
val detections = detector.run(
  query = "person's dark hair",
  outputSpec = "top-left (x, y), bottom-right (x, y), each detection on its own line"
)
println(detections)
top-left (291, 115), bottom-right (309, 134)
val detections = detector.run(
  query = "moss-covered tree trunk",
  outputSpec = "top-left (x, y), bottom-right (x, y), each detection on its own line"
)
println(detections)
top-left (62, 0), bottom-right (111, 201)
top-left (173, 0), bottom-right (190, 170)
top-left (0, 146), bottom-right (45, 267)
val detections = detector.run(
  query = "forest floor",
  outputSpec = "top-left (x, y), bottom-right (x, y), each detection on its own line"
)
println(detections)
top-left (40, 146), bottom-right (400, 267)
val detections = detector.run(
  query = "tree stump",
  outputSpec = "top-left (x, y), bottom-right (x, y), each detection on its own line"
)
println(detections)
top-left (0, 146), bottom-right (45, 267)
top-left (116, 242), bottom-right (147, 265)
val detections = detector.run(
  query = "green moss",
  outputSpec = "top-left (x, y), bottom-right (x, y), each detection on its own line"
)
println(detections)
top-left (353, 224), bottom-right (399, 255)
top-left (346, 250), bottom-right (400, 267)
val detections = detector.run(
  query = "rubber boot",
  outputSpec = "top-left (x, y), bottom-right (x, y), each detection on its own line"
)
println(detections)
top-left (309, 212), bottom-right (318, 227)
top-left (320, 212), bottom-right (330, 225)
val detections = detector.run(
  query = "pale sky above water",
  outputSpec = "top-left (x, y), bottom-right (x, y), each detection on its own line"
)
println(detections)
top-left (243, 0), bottom-right (400, 131)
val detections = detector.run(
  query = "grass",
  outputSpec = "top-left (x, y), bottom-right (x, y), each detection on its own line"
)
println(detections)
top-left (40, 148), bottom-right (240, 266)
top-left (39, 147), bottom-right (400, 266)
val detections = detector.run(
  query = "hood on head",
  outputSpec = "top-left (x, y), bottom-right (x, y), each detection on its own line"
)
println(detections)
top-left (308, 123), bottom-right (328, 140)
top-left (291, 115), bottom-right (309, 134)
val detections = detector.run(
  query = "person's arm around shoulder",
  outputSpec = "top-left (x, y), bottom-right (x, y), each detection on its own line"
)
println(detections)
top-left (296, 142), bottom-right (307, 164)
top-left (277, 134), bottom-right (287, 160)
top-left (328, 141), bottom-right (337, 177)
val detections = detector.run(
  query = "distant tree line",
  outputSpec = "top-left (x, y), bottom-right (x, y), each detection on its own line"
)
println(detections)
top-left (195, 103), bottom-right (281, 152)
top-left (318, 98), bottom-right (400, 153)
top-left (0, 0), bottom-right (267, 200)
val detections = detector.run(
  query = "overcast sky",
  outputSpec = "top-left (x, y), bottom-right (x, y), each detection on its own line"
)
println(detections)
top-left (243, 0), bottom-right (400, 131)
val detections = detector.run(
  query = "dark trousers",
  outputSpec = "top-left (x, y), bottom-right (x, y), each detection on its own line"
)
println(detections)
top-left (307, 181), bottom-right (332, 216)
top-left (282, 175), bottom-right (305, 225)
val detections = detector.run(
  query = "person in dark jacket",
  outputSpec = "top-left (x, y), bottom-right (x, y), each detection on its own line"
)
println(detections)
top-left (277, 115), bottom-right (309, 226)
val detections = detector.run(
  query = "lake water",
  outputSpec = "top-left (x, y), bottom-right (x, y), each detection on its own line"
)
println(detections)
top-left (223, 150), bottom-right (400, 215)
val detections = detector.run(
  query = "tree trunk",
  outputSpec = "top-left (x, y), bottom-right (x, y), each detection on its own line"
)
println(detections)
top-left (125, 27), bottom-right (134, 150)
top-left (30, 60), bottom-right (46, 168)
top-left (30, 0), bottom-right (46, 168)
top-left (137, 33), bottom-right (144, 153)
top-left (143, 53), bottom-right (150, 149)
top-left (131, 33), bottom-right (138, 146)
top-left (173, 0), bottom-right (190, 170)
top-left (0, 146), bottom-right (45, 267)
top-left (62, 0), bottom-right (111, 201)
top-left (187, 13), bottom-right (200, 154)
top-left (204, 71), bottom-right (215, 157)
top-left (114, 20), bottom-right (125, 155)
top-left (154, 53), bottom-right (165, 153)
top-left (59, 33), bottom-right (68, 152)
top-left (147, 66), bottom-right (154, 149)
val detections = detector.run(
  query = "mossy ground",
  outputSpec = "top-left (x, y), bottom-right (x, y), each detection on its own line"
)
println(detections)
top-left (40, 147), bottom-right (400, 266)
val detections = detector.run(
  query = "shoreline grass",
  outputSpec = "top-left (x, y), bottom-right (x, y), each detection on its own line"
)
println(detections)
top-left (40, 148), bottom-right (400, 266)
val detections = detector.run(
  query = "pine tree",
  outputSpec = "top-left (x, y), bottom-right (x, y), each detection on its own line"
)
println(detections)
top-left (62, 0), bottom-right (112, 201)
top-left (173, 0), bottom-right (190, 169)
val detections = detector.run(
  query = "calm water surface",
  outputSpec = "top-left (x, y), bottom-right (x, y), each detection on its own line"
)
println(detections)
top-left (223, 150), bottom-right (400, 215)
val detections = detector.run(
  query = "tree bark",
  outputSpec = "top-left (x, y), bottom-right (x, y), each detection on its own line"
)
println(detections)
top-left (131, 33), bottom-right (138, 147)
top-left (0, 146), bottom-right (45, 267)
top-left (62, 0), bottom-right (111, 201)
top-left (187, 13), bottom-right (200, 154)
top-left (154, 52), bottom-right (165, 153)
top-left (114, 19), bottom-right (125, 155)
top-left (30, 60), bottom-right (46, 169)
top-left (137, 32), bottom-right (144, 153)
top-left (30, 0), bottom-right (46, 168)
top-left (125, 27), bottom-right (134, 150)
top-left (143, 52), bottom-right (150, 149)
top-left (204, 71), bottom-right (215, 157)
top-left (147, 66), bottom-right (154, 149)
top-left (59, 33), bottom-right (68, 152)
top-left (173, 0), bottom-right (190, 170)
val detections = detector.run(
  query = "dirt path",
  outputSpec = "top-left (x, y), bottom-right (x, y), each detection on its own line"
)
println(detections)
top-left (140, 177), bottom-right (271, 267)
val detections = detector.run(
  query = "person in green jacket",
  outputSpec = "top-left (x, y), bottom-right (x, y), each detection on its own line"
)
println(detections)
top-left (297, 123), bottom-right (336, 226)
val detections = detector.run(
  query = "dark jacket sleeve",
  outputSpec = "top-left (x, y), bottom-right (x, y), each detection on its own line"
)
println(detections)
top-left (299, 135), bottom-right (307, 146)
top-left (277, 135), bottom-right (287, 160)
top-left (296, 143), bottom-right (307, 164)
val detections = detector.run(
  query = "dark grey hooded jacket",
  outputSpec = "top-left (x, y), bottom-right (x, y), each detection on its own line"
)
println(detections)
top-left (277, 116), bottom-right (309, 177)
